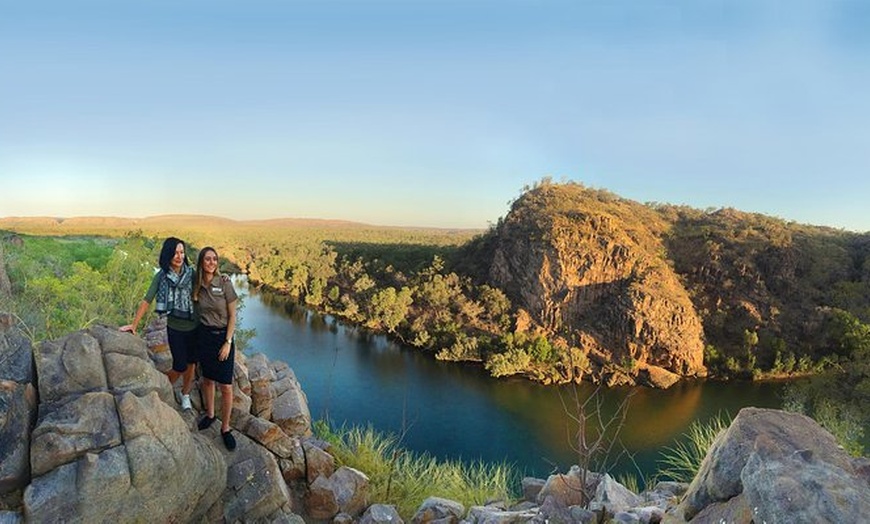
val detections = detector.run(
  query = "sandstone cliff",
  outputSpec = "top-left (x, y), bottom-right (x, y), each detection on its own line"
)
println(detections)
top-left (470, 183), bottom-right (707, 386)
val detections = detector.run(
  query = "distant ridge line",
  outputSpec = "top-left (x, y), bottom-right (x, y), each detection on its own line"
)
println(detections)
top-left (0, 215), bottom-right (483, 232)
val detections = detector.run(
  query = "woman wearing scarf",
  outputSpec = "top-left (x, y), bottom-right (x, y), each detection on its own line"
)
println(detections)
top-left (192, 246), bottom-right (238, 450)
top-left (121, 237), bottom-right (198, 410)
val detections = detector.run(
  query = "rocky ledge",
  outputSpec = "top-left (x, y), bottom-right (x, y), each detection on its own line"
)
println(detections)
top-left (1, 314), bottom-right (868, 523)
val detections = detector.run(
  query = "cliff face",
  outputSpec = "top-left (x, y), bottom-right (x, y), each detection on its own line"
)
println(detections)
top-left (483, 184), bottom-right (706, 383)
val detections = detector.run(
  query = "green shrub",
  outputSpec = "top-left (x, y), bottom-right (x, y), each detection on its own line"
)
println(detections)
top-left (485, 348), bottom-right (531, 377)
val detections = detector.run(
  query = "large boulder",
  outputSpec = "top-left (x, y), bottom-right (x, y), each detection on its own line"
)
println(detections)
top-left (742, 436), bottom-right (870, 523)
top-left (678, 407), bottom-right (870, 522)
top-left (23, 326), bottom-right (226, 523)
top-left (199, 422), bottom-right (295, 523)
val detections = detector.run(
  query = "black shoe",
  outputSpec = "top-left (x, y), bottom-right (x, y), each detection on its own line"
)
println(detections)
top-left (222, 430), bottom-right (236, 451)
top-left (197, 416), bottom-right (215, 431)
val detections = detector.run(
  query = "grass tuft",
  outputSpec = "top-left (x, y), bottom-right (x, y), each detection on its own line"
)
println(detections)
top-left (657, 412), bottom-right (731, 484)
top-left (314, 420), bottom-right (519, 518)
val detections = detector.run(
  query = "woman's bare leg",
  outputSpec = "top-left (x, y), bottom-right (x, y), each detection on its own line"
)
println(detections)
top-left (219, 384), bottom-right (233, 432)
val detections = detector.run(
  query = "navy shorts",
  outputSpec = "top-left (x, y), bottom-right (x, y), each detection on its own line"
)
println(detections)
top-left (167, 326), bottom-right (198, 373)
top-left (197, 325), bottom-right (235, 385)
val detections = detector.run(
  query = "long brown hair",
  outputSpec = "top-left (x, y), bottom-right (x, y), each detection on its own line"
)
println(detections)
top-left (193, 246), bottom-right (219, 302)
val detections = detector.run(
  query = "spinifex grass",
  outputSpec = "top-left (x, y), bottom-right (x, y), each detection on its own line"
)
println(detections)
top-left (314, 420), bottom-right (519, 518)
top-left (656, 412), bottom-right (731, 484)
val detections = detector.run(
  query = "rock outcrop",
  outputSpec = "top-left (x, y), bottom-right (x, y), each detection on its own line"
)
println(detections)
top-left (24, 326), bottom-right (225, 523)
top-left (0, 313), bottom-right (36, 510)
top-left (675, 407), bottom-right (870, 523)
top-left (0, 318), bottom-right (366, 523)
top-left (482, 183), bottom-right (706, 386)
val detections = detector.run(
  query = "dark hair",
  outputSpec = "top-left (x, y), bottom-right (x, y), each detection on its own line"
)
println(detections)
top-left (158, 237), bottom-right (189, 272)
top-left (193, 246), bottom-right (218, 302)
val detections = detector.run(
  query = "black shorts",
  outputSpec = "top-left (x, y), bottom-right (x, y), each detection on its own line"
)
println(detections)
top-left (197, 325), bottom-right (235, 385)
top-left (167, 326), bottom-right (198, 373)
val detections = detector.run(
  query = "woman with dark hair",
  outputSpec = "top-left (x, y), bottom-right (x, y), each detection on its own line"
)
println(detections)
top-left (193, 246), bottom-right (238, 450)
top-left (121, 237), bottom-right (198, 410)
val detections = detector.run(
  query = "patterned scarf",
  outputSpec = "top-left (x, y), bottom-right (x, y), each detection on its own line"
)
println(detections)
top-left (155, 264), bottom-right (194, 319)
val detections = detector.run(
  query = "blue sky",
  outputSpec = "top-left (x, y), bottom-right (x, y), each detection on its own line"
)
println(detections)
top-left (2, 1), bottom-right (869, 230)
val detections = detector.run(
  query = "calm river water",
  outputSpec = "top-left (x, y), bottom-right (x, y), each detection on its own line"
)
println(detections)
top-left (237, 279), bottom-right (785, 480)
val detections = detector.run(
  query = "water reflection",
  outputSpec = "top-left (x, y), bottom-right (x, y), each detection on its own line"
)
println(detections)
top-left (238, 278), bottom-right (786, 479)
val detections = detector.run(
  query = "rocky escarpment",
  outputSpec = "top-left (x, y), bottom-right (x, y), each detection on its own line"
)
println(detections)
top-left (479, 184), bottom-right (706, 387)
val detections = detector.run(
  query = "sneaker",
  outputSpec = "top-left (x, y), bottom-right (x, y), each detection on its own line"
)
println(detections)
top-left (221, 430), bottom-right (236, 451)
top-left (197, 416), bottom-right (215, 431)
top-left (180, 394), bottom-right (192, 411)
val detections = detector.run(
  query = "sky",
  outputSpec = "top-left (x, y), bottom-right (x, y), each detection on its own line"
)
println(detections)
top-left (2, 1), bottom-right (870, 231)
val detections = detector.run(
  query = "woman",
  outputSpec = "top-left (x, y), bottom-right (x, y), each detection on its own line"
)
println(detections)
top-left (193, 246), bottom-right (238, 451)
top-left (121, 237), bottom-right (198, 410)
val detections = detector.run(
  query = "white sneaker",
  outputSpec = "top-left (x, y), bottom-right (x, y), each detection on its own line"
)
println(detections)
top-left (180, 394), bottom-right (192, 411)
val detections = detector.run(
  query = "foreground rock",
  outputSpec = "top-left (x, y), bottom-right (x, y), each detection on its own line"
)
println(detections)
top-left (0, 319), bottom-right (369, 522)
top-left (24, 326), bottom-right (225, 523)
top-left (0, 313), bottom-right (36, 510)
top-left (675, 407), bottom-right (870, 523)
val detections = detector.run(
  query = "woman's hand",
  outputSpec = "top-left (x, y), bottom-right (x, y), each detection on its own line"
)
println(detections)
top-left (119, 324), bottom-right (136, 334)
top-left (219, 341), bottom-right (231, 361)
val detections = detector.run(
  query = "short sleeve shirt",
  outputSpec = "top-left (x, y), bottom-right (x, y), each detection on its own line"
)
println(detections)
top-left (195, 275), bottom-right (238, 328)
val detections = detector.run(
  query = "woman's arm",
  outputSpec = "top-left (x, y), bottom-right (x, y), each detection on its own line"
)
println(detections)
top-left (120, 300), bottom-right (150, 334)
top-left (219, 298), bottom-right (238, 361)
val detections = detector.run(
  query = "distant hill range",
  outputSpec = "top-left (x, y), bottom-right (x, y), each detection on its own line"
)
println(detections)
top-left (455, 181), bottom-right (870, 384)
top-left (0, 214), bottom-right (373, 231)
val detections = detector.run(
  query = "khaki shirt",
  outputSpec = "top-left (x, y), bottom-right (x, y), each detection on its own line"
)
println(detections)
top-left (195, 276), bottom-right (238, 328)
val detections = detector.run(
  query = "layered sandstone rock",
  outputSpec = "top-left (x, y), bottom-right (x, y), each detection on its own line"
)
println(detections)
top-left (485, 184), bottom-right (706, 385)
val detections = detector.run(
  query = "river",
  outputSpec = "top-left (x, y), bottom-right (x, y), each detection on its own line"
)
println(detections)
top-left (236, 278), bottom-right (786, 481)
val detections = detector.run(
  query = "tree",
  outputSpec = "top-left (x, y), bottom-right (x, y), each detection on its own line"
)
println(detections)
top-left (367, 286), bottom-right (413, 333)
